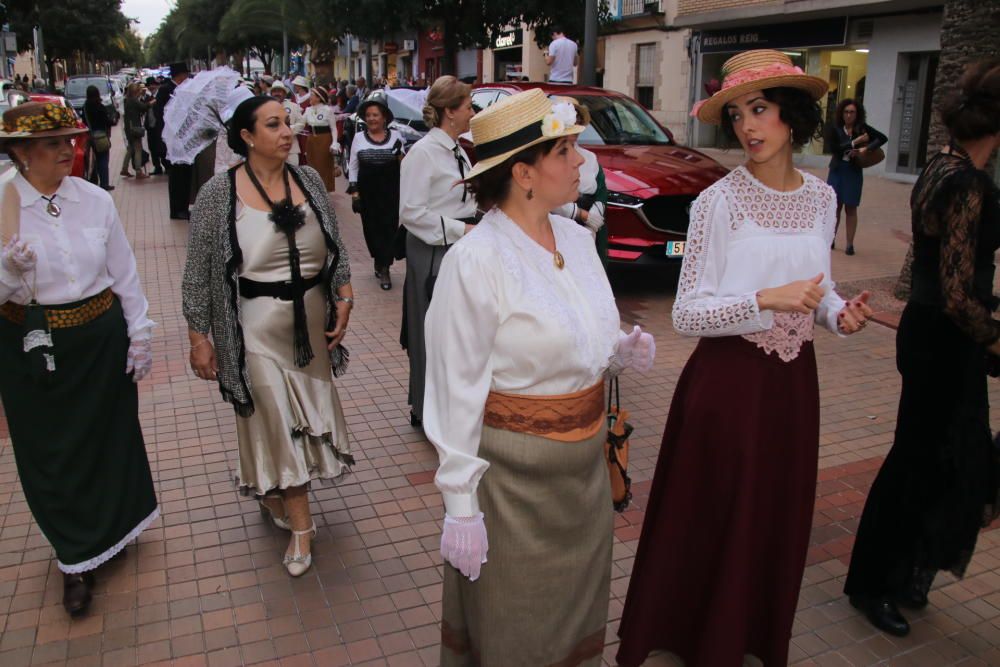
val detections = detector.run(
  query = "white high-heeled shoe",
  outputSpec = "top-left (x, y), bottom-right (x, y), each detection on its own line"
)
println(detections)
top-left (283, 524), bottom-right (316, 577)
top-left (259, 499), bottom-right (291, 531)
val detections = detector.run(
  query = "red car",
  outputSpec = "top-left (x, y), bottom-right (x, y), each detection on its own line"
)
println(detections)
top-left (470, 83), bottom-right (728, 265)
top-left (27, 93), bottom-right (93, 180)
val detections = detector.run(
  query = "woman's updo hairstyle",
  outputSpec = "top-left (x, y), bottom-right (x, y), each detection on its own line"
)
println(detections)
top-left (940, 59), bottom-right (1000, 142)
top-left (422, 75), bottom-right (472, 128)
top-left (227, 96), bottom-right (276, 157)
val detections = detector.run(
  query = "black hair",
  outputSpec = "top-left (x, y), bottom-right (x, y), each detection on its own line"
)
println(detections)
top-left (940, 59), bottom-right (1000, 142)
top-left (834, 98), bottom-right (866, 128)
top-left (227, 96), bottom-right (279, 157)
top-left (85, 85), bottom-right (101, 103)
top-left (719, 86), bottom-right (823, 148)
top-left (467, 140), bottom-right (560, 211)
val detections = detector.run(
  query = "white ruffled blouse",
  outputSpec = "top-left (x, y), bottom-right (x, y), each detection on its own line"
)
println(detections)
top-left (423, 208), bottom-right (625, 516)
top-left (673, 166), bottom-right (846, 360)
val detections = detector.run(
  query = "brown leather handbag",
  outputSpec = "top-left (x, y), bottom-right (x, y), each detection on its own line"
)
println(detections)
top-left (852, 147), bottom-right (885, 169)
top-left (606, 377), bottom-right (633, 512)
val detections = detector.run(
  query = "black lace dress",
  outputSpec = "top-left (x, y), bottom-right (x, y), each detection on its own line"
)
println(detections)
top-left (845, 148), bottom-right (1000, 600)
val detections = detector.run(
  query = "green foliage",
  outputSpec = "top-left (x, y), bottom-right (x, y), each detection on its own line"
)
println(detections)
top-left (7, 0), bottom-right (135, 62)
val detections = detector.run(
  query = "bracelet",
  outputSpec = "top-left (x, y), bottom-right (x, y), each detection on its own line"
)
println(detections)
top-left (334, 296), bottom-right (354, 305)
top-left (191, 338), bottom-right (211, 351)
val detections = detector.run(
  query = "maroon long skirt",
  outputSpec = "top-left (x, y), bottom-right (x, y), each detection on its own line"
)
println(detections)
top-left (616, 335), bottom-right (820, 667)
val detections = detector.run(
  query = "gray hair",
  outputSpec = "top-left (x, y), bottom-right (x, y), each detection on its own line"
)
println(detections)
top-left (346, 85), bottom-right (357, 97)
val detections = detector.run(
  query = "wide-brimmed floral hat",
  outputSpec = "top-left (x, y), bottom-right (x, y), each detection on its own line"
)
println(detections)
top-left (0, 102), bottom-right (88, 143)
top-left (691, 50), bottom-right (828, 125)
top-left (465, 88), bottom-right (584, 180)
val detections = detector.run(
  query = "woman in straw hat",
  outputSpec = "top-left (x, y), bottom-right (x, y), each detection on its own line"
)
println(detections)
top-left (303, 87), bottom-right (339, 192)
top-left (423, 87), bottom-right (655, 666)
top-left (0, 102), bottom-right (159, 616)
top-left (616, 50), bottom-right (873, 666)
top-left (398, 75), bottom-right (477, 427)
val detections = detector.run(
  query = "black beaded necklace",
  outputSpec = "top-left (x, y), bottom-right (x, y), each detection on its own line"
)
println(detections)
top-left (243, 162), bottom-right (314, 368)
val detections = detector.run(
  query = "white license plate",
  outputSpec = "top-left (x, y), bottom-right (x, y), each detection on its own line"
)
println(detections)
top-left (665, 241), bottom-right (685, 258)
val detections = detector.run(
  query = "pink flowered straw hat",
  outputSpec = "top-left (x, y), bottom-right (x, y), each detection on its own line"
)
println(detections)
top-left (691, 49), bottom-right (828, 125)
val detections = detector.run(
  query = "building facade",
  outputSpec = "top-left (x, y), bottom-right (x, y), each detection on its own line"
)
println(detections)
top-left (676, 0), bottom-right (944, 177)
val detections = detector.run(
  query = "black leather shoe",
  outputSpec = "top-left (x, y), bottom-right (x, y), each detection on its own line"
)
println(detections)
top-left (846, 245), bottom-right (856, 256)
top-left (410, 410), bottom-right (422, 428)
top-left (171, 211), bottom-right (190, 221)
top-left (379, 269), bottom-right (392, 291)
top-left (850, 595), bottom-right (910, 637)
top-left (63, 572), bottom-right (94, 616)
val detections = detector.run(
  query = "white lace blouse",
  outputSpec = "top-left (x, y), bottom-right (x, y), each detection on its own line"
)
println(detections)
top-left (423, 209), bottom-right (625, 516)
top-left (673, 166), bottom-right (846, 361)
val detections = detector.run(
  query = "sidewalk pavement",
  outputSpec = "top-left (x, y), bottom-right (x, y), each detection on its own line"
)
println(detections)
top-left (2, 146), bottom-right (1000, 667)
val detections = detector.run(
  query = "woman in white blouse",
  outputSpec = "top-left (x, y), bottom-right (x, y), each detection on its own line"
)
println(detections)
top-left (0, 102), bottom-right (159, 617)
top-left (303, 87), bottom-right (339, 192)
top-left (616, 50), bottom-right (874, 667)
top-left (398, 76), bottom-right (476, 427)
top-left (425, 88), bottom-right (654, 666)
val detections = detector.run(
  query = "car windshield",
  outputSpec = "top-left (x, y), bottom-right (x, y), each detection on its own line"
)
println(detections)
top-left (66, 78), bottom-right (107, 98)
top-left (566, 94), bottom-right (671, 146)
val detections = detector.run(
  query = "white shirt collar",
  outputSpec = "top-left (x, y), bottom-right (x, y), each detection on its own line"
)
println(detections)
top-left (428, 127), bottom-right (461, 151)
top-left (14, 173), bottom-right (81, 208)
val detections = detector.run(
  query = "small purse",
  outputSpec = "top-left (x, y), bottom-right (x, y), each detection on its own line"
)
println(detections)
top-left (90, 130), bottom-right (111, 153)
top-left (606, 376), bottom-right (633, 512)
top-left (852, 147), bottom-right (885, 169)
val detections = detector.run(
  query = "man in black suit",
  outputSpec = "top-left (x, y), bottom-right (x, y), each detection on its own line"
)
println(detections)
top-left (156, 62), bottom-right (192, 220)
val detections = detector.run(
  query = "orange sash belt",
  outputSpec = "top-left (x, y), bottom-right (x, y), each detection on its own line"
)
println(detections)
top-left (0, 288), bottom-right (114, 328)
top-left (483, 380), bottom-right (605, 442)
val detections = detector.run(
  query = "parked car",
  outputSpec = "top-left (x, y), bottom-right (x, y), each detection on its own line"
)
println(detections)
top-left (64, 75), bottom-right (120, 126)
top-left (469, 82), bottom-right (729, 265)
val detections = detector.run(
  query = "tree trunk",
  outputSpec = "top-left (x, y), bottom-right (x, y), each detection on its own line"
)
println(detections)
top-left (896, 0), bottom-right (1000, 299)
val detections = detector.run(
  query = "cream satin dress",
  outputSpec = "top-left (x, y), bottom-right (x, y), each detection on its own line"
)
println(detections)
top-left (234, 201), bottom-right (351, 494)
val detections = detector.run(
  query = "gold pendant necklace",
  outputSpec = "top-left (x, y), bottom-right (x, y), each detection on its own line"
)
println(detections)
top-left (553, 250), bottom-right (565, 270)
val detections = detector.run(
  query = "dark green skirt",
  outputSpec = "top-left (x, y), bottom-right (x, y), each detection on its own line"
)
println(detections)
top-left (0, 295), bottom-right (158, 573)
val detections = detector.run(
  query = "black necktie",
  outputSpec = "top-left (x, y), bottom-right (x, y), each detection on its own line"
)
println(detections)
top-left (452, 144), bottom-right (467, 202)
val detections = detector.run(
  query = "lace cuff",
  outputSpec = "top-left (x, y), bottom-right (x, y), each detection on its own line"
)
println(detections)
top-left (743, 312), bottom-right (815, 362)
top-left (673, 292), bottom-right (773, 337)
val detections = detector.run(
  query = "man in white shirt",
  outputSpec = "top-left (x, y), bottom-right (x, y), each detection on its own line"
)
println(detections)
top-left (545, 26), bottom-right (578, 84)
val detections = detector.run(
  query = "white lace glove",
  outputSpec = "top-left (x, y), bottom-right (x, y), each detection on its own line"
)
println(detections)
top-left (441, 513), bottom-right (488, 581)
top-left (583, 205), bottom-right (605, 235)
top-left (329, 141), bottom-right (342, 155)
top-left (126, 337), bottom-right (153, 382)
top-left (610, 325), bottom-right (656, 375)
top-left (1, 235), bottom-right (37, 276)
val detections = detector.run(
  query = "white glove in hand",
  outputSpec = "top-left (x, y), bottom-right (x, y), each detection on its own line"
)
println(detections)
top-left (583, 207), bottom-right (604, 235)
top-left (441, 512), bottom-right (488, 581)
top-left (126, 337), bottom-right (153, 382)
top-left (1, 235), bottom-right (37, 275)
top-left (615, 325), bottom-right (656, 374)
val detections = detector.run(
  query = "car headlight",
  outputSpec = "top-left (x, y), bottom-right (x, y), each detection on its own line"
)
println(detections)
top-left (607, 191), bottom-right (644, 209)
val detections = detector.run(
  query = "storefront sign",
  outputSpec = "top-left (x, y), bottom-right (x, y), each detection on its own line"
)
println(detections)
top-left (384, 42), bottom-right (399, 54)
top-left (699, 17), bottom-right (847, 53)
top-left (493, 29), bottom-right (523, 51)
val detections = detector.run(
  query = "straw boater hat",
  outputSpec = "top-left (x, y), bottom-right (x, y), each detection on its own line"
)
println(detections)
top-left (691, 49), bottom-right (828, 125)
top-left (0, 102), bottom-right (87, 149)
top-left (292, 75), bottom-right (310, 90)
top-left (464, 88), bottom-right (584, 180)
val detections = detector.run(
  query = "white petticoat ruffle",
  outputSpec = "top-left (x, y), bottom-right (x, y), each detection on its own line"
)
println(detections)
top-left (57, 506), bottom-right (160, 574)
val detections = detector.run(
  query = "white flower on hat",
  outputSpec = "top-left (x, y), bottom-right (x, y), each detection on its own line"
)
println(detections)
top-left (541, 101), bottom-right (577, 138)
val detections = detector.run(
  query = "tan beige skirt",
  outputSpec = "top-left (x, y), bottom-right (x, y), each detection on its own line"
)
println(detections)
top-left (441, 419), bottom-right (612, 666)
top-left (306, 133), bottom-right (336, 192)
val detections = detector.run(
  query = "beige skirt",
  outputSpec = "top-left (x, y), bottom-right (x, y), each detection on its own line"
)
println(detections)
top-left (441, 421), bottom-right (612, 666)
top-left (306, 133), bottom-right (336, 192)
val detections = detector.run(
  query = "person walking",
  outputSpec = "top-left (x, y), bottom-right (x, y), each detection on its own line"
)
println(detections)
top-left (182, 96), bottom-right (354, 577)
top-left (615, 50), bottom-right (874, 667)
top-left (348, 91), bottom-right (405, 291)
top-left (844, 59), bottom-right (1000, 638)
top-left (0, 102), bottom-right (159, 616)
top-left (82, 85), bottom-right (113, 191)
top-left (122, 82), bottom-right (150, 180)
top-left (144, 77), bottom-right (165, 175)
top-left (156, 62), bottom-right (192, 219)
top-left (425, 88), bottom-right (654, 666)
top-left (545, 25), bottom-right (578, 84)
top-left (826, 98), bottom-right (887, 255)
top-left (270, 81), bottom-right (305, 166)
top-left (304, 87), bottom-right (339, 192)
top-left (398, 76), bottom-right (476, 426)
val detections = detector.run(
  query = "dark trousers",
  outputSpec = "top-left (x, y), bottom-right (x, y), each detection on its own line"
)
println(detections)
top-left (168, 163), bottom-right (192, 218)
top-left (147, 126), bottom-right (164, 171)
top-left (94, 150), bottom-right (110, 189)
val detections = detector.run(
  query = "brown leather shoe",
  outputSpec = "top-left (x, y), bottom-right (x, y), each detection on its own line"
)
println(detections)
top-left (63, 572), bottom-right (94, 616)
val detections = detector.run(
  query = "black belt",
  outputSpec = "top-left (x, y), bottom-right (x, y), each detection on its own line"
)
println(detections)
top-left (309, 126), bottom-right (332, 135)
top-left (458, 214), bottom-right (483, 226)
top-left (239, 273), bottom-right (323, 301)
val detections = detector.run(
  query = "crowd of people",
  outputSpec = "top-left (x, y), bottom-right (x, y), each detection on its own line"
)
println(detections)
top-left (0, 48), bottom-right (999, 667)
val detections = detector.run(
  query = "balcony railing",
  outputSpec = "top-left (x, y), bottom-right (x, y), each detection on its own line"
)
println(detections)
top-left (617, 0), bottom-right (663, 17)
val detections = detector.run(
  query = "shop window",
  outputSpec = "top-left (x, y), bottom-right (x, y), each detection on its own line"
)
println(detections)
top-left (635, 43), bottom-right (656, 110)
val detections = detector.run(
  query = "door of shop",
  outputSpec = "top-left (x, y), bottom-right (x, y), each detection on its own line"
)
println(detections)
top-left (894, 52), bottom-right (938, 174)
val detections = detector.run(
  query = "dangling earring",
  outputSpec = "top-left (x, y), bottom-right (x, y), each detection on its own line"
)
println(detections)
top-left (789, 128), bottom-right (794, 143)
top-left (526, 188), bottom-right (533, 200)
top-left (249, 142), bottom-right (255, 150)
top-left (22, 161), bottom-right (29, 173)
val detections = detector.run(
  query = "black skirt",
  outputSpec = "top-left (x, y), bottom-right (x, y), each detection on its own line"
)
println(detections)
top-left (0, 295), bottom-right (158, 572)
top-left (845, 302), bottom-right (1000, 598)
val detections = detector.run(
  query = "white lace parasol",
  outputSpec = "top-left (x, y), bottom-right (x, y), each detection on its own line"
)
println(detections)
top-left (163, 67), bottom-right (242, 165)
